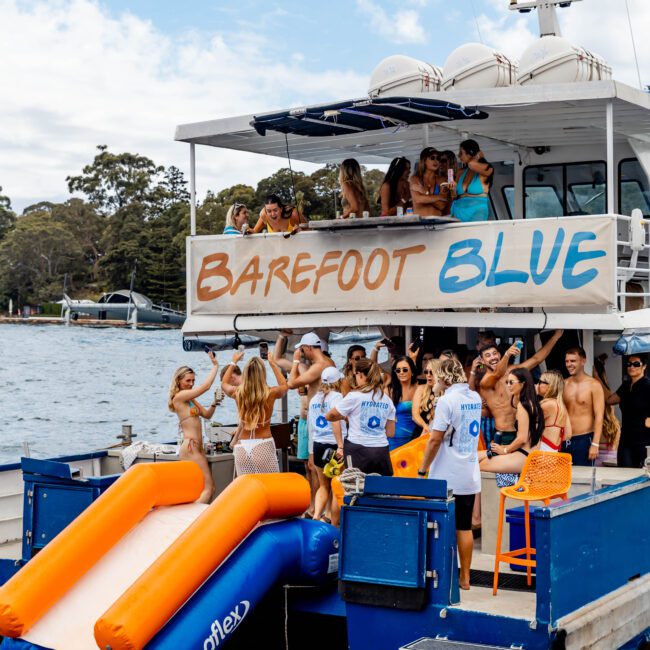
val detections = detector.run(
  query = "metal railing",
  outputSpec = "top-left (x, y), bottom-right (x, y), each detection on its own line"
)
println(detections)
top-left (616, 210), bottom-right (650, 312)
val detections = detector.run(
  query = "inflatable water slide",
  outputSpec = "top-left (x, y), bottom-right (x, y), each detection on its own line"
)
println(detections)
top-left (0, 463), bottom-right (338, 649)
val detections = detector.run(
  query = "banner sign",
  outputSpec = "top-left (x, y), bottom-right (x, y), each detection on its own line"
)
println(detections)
top-left (190, 216), bottom-right (616, 315)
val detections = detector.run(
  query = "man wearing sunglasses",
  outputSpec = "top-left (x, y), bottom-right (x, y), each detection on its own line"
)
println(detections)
top-left (606, 355), bottom-right (650, 468)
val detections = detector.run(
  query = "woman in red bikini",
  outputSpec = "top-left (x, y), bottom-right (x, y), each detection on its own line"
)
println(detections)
top-left (537, 370), bottom-right (572, 452)
top-left (168, 352), bottom-right (220, 503)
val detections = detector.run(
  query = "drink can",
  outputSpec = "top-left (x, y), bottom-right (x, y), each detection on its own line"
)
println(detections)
top-left (396, 206), bottom-right (404, 217)
top-left (362, 211), bottom-right (369, 219)
top-left (350, 212), bottom-right (356, 219)
top-left (405, 207), bottom-right (414, 216)
top-left (447, 168), bottom-right (454, 184)
top-left (336, 210), bottom-right (341, 219)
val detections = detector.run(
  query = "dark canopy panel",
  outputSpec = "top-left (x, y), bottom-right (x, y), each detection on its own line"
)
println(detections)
top-left (251, 96), bottom-right (489, 137)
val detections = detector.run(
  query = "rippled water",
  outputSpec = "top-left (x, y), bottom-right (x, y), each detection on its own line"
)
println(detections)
top-left (0, 324), bottom-right (358, 464)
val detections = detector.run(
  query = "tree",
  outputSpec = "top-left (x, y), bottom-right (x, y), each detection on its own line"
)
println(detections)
top-left (0, 186), bottom-right (16, 241)
top-left (66, 145), bottom-right (165, 216)
top-left (0, 210), bottom-right (84, 304)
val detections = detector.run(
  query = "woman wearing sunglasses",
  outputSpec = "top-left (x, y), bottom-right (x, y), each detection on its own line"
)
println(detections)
top-left (606, 355), bottom-right (650, 468)
top-left (412, 358), bottom-right (442, 437)
top-left (479, 367), bottom-right (544, 482)
top-left (386, 356), bottom-right (418, 450)
top-left (449, 139), bottom-right (493, 222)
top-left (536, 370), bottom-right (572, 452)
top-left (409, 147), bottom-right (450, 217)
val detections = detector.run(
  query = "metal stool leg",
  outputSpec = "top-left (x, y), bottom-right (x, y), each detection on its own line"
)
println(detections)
top-left (493, 492), bottom-right (506, 596)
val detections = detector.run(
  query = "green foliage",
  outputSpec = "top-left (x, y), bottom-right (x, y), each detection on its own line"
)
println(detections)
top-left (1, 148), bottom-right (386, 309)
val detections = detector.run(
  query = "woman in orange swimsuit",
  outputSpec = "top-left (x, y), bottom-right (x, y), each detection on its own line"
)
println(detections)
top-left (222, 350), bottom-right (289, 475)
top-left (168, 352), bottom-right (220, 503)
top-left (252, 193), bottom-right (305, 233)
top-left (537, 370), bottom-right (572, 451)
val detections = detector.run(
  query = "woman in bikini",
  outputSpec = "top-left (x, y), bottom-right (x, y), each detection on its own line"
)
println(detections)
top-left (409, 148), bottom-right (450, 217)
top-left (449, 139), bottom-right (493, 222)
top-left (479, 367), bottom-right (544, 476)
top-left (537, 370), bottom-right (572, 451)
top-left (222, 350), bottom-right (288, 475)
top-left (252, 193), bottom-right (305, 233)
top-left (168, 353), bottom-right (220, 503)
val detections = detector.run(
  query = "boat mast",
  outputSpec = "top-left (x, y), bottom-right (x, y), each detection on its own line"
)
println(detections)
top-left (508, 0), bottom-right (583, 38)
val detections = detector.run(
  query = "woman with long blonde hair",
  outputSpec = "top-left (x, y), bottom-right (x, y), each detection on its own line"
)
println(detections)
top-left (339, 158), bottom-right (370, 219)
top-left (412, 358), bottom-right (443, 436)
top-left (536, 369), bottom-right (572, 451)
top-left (169, 353), bottom-right (220, 503)
top-left (222, 349), bottom-right (288, 475)
top-left (325, 358), bottom-right (395, 475)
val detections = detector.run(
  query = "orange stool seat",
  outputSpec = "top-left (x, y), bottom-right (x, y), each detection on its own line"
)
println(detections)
top-left (493, 451), bottom-right (572, 595)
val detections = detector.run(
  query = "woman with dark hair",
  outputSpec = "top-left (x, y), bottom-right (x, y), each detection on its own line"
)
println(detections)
top-left (342, 345), bottom-right (366, 394)
top-left (386, 356), bottom-right (418, 450)
top-left (409, 148), bottom-right (450, 217)
top-left (449, 139), bottom-right (493, 222)
top-left (378, 157), bottom-right (412, 216)
top-left (252, 193), bottom-right (304, 233)
top-left (325, 358), bottom-right (395, 475)
top-left (479, 367), bottom-right (544, 477)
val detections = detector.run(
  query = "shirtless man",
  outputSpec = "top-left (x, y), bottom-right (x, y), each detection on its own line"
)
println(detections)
top-left (478, 330), bottom-right (564, 448)
top-left (563, 347), bottom-right (605, 466)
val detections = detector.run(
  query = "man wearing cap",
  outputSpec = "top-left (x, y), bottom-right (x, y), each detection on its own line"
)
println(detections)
top-left (288, 333), bottom-right (336, 509)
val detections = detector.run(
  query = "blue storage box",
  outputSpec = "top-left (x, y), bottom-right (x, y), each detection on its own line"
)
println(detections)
top-left (506, 505), bottom-right (537, 573)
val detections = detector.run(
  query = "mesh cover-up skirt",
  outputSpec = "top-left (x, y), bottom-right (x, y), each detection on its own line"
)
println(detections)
top-left (234, 437), bottom-right (280, 476)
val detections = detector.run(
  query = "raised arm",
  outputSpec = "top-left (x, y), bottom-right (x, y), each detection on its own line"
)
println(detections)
top-left (221, 350), bottom-right (245, 396)
top-left (175, 352), bottom-right (219, 403)
top-left (268, 357), bottom-right (289, 398)
top-left (467, 152), bottom-right (494, 179)
top-left (480, 344), bottom-right (519, 390)
top-left (370, 340), bottom-right (384, 363)
top-left (272, 331), bottom-right (293, 374)
top-left (520, 329), bottom-right (564, 371)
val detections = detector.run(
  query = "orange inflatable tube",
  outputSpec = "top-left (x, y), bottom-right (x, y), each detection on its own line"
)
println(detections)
top-left (94, 472), bottom-right (310, 650)
top-left (332, 433), bottom-right (429, 504)
top-left (0, 461), bottom-right (203, 639)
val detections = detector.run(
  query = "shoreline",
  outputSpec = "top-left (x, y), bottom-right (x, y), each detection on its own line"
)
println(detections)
top-left (0, 316), bottom-right (181, 330)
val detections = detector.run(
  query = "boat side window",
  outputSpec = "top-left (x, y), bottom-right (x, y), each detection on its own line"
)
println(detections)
top-left (618, 158), bottom-right (650, 216)
top-left (502, 186), bottom-right (514, 219)
top-left (523, 161), bottom-right (606, 218)
top-left (104, 294), bottom-right (130, 304)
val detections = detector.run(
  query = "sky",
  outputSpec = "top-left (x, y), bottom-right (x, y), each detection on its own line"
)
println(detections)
top-left (1, 0), bottom-right (649, 213)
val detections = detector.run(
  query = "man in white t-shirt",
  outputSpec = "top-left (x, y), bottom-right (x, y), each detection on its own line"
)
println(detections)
top-left (418, 358), bottom-right (481, 591)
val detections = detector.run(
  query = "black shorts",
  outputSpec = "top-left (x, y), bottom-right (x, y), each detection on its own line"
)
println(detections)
top-left (313, 441), bottom-right (338, 468)
top-left (343, 440), bottom-right (393, 476)
top-left (454, 493), bottom-right (476, 531)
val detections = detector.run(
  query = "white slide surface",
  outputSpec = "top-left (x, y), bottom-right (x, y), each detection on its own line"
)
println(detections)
top-left (22, 503), bottom-right (207, 650)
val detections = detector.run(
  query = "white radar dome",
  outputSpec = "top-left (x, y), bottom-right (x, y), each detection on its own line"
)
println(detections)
top-left (368, 55), bottom-right (442, 98)
top-left (442, 43), bottom-right (517, 91)
top-left (517, 36), bottom-right (612, 85)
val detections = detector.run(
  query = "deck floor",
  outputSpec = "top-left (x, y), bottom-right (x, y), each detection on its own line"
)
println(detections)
top-left (453, 546), bottom-right (537, 620)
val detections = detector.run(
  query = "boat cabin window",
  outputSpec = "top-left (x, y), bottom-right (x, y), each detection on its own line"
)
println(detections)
top-left (100, 294), bottom-right (130, 304)
top-left (523, 161), bottom-right (607, 218)
top-left (619, 158), bottom-right (650, 216)
top-left (502, 186), bottom-right (514, 219)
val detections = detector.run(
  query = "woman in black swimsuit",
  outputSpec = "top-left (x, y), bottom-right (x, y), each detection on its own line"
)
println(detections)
top-left (478, 367), bottom-right (544, 474)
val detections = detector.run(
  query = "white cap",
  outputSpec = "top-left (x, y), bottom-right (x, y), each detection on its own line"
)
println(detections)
top-left (294, 332), bottom-right (322, 349)
top-left (321, 367), bottom-right (343, 384)
top-left (319, 337), bottom-right (329, 353)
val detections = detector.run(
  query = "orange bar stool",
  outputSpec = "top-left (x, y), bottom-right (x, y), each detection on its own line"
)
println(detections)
top-left (493, 450), bottom-right (572, 595)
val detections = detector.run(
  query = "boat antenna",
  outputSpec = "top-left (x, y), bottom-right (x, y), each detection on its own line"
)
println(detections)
top-left (624, 0), bottom-right (643, 91)
top-left (469, 0), bottom-right (484, 43)
top-left (284, 133), bottom-right (298, 207)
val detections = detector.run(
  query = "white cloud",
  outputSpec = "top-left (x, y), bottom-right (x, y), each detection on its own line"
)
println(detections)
top-left (356, 0), bottom-right (427, 45)
top-left (476, 0), bottom-right (650, 88)
top-left (0, 0), bottom-right (367, 212)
